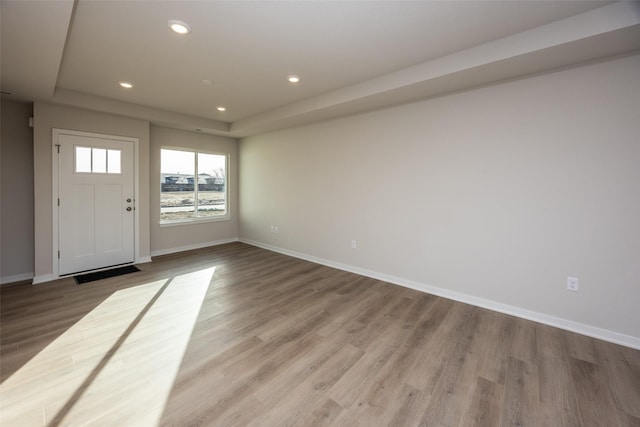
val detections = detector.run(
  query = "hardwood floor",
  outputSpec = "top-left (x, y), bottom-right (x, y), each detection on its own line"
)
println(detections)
top-left (1, 242), bottom-right (639, 426)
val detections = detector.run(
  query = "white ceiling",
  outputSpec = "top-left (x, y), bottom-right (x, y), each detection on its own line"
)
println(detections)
top-left (2, 1), bottom-right (640, 137)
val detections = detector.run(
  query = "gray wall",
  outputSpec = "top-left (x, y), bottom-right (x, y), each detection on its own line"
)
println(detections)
top-left (239, 54), bottom-right (640, 342)
top-left (33, 102), bottom-right (151, 282)
top-left (150, 126), bottom-right (238, 255)
top-left (6, 53), bottom-right (639, 346)
top-left (1, 100), bottom-right (34, 283)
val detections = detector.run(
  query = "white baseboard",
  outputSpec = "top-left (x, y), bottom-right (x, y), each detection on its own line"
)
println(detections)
top-left (31, 258), bottom-right (151, 285)
top-left (26, 242), bottom-right (235, 285)
top-left (151, 237), bottom-right (239, 258)
top-left (239, 238), bottom-right (640, 350)
top-left (32, 274), bottom-right (54, 285)
top-left (0, 272), bottom-right (34, 285)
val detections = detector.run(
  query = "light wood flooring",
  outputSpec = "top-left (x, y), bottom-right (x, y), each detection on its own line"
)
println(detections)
top-left (1, 242), bottom-right (639, 426)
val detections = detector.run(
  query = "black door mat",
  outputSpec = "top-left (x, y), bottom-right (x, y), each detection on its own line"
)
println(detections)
top-left (75, 265), bottom-right (140, 284)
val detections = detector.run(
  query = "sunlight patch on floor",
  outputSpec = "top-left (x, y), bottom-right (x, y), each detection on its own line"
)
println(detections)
top-left (0, 267), bottom-right (215, 426)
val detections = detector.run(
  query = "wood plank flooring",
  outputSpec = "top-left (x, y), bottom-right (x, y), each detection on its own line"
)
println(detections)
top-left (1, 242), bottom-right (639, 426)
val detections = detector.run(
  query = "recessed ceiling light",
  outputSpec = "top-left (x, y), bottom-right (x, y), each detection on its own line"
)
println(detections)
top-left (202, 79), bottom-right (213, 86)
top-left (168, 20), bottom-right (191, 35)
top-left (287, 75), bottom-right (300, 84)
top-left (119, 81), bottom-right (133, 89)
top-left (216, 106), bottom-right (227, 112)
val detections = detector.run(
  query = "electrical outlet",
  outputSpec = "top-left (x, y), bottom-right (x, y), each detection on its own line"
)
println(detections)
top-left (567, 276), bottom-right (579, 292)
top-left (270, 225), bottom-right (279, 233)
top-left (351, 240), bottom-right (357, 249)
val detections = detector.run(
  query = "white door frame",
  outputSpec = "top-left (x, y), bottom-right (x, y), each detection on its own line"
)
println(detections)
top-left (52, 128), bottom-right (141, 279)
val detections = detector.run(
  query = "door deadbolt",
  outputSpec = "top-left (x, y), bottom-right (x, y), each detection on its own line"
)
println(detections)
top-left (126, 198), bottom-right (132, 203)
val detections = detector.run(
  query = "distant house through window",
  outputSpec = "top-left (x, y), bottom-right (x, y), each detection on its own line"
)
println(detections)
top-left (160, 148), bottom-right (228, 223)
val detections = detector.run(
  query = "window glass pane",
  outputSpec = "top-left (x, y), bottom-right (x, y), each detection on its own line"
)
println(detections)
top-left (161, 149), bottom-right (195, 221)
top-left (92, 148), bottom-right (107, 173)
top-left (107, 150), bottom-right (121, 174)
top-left (197, 153), bottom-right (226, 217)
top-left (75, 147), bottom-right (91, 173)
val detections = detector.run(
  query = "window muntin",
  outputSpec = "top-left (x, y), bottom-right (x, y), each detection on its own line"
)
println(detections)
top-left (160, 148), bottom-right (227, 223)
top-left (74, 146), bottom-right (122, 174)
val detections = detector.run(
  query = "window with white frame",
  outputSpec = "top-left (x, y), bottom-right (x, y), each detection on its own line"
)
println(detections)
top-left (160, 148), bottom-right (228, 223)
top-left (75, 146), bottom-right (121, 174)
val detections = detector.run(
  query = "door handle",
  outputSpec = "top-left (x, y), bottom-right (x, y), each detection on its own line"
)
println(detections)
top-left (126, 207), bottom-right (132, 211)
top-left (126, 198), bottom-right (132, 203)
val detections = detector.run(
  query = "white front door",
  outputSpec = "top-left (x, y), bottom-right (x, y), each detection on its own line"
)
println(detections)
top-left (57, 132), bottom-right (135, 275)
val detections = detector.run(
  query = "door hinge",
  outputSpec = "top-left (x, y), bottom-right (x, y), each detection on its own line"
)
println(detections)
top-left (57, 198), bottom-right (60, 206)
top-left (58, 250), bottom-right (60, 259)
top-left (55, 144), bottom-right (60, 154)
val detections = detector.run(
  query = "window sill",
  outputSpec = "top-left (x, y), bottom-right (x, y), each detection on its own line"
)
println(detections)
top-left (160, 216), bottom-right (230, 227)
